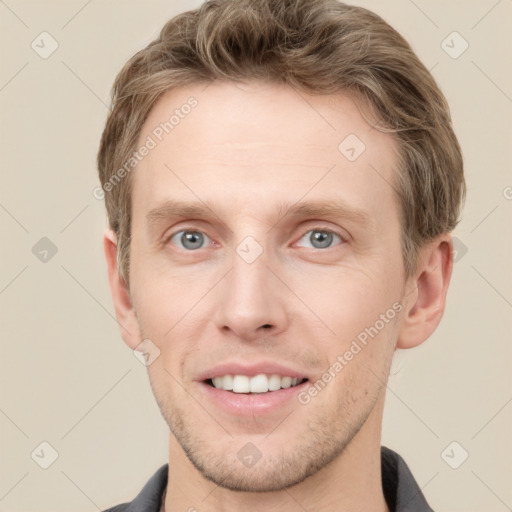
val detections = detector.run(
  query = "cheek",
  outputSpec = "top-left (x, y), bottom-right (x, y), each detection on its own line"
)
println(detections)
top-left (306, 271), bottom-right (401, 383)
top-left (296, 266), bottom-right (399, 335)
top-left (318, 315), bottom-right (398, 410)
top-left (129, 246), bottom-right (206, 330)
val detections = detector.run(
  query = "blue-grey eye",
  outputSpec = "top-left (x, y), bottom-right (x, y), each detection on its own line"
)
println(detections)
top-left (297, 229), bottom-right (343, 249)
top-left (170, 230), bottom-right (209, 250)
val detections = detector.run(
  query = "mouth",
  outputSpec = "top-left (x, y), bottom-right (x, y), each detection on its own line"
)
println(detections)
top-left (199, 374), bottom-right (310, 417)
top-left (204, 375), bottom-right (309, 394)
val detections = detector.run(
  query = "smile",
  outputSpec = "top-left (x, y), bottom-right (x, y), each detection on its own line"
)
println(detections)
top-left (207, 373), bottom-right (308, 394)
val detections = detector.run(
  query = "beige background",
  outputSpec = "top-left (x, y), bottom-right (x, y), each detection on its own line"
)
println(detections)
top-left (1, 1), bottom-right (511, 511)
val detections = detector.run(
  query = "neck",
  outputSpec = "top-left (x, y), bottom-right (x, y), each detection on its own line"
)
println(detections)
top-left (164, 395), bottom-right (389, 512)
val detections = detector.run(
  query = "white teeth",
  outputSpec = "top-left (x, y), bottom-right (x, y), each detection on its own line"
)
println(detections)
top-left (223, 374), bottom-right (234, 390)
top-left (213, 375), bottom-right (233, 390)
top-left (232, 375), bottom-right (250, 393)
top-left (210, 373), bottom-right (305, 393)
top-left (281, 376), bottom-right (292, 389)
top-left (250, 374), bottom-right (268, 393)
top-left (268, 374), bottom-right (282, 391)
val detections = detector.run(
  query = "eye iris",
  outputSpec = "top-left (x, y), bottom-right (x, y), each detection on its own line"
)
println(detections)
top-left (182, 231), bottom-right (203, 250)
top-left (311, 230), bottom-right (332, 248)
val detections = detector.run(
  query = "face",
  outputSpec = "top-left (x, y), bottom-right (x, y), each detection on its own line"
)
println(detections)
top-left (126, 81), bottom-right (410, 492)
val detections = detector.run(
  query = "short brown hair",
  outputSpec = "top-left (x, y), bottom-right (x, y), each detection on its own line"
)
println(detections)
top-left (97, 0), bottom-right (465, 285)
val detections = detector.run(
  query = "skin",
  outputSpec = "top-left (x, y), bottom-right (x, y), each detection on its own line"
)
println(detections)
top-left (104, 81), bottom-right (453, 512)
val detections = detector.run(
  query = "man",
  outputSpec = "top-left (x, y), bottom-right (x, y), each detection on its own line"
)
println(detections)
top-left (97, 0), bottom-right (465, 510)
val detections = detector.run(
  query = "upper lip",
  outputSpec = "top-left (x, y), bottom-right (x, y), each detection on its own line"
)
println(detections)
top-left (196, 361), bottom-right (310, 382)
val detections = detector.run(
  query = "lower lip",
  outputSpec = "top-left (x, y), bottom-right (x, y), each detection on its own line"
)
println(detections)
top-left (198, 380), bottom-right (308, 417)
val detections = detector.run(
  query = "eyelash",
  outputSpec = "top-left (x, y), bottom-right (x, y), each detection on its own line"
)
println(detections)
top-left (165, 226), bottom-right (345, 251)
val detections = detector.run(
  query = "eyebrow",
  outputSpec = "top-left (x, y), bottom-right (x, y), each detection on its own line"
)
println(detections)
top-left (275, 199), bottom-right (371, 226)
top-left (145, 198), bottom-right (372, 228)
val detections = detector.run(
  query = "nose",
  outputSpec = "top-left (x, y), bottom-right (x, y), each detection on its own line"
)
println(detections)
top-left (214, 242), bottom-right (289, 342)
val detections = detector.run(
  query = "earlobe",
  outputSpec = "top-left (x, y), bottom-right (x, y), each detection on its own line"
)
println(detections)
top-left (103, 229), bottom-right (142, 349)
top-left (396, 235), bottom-right (454, 349)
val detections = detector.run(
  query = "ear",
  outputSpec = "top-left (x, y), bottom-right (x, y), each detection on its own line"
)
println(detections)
top-left (396, 234), bottom-right (454, 349)
top-left (103, 229), bottom-right (142, 350)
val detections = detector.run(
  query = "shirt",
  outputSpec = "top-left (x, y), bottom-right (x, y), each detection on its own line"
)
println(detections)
top-left (102, 445), bottom-right (434, 511)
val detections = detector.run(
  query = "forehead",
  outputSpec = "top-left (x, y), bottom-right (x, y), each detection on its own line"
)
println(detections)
top-left (131, 80), bottom-right (400, 225)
